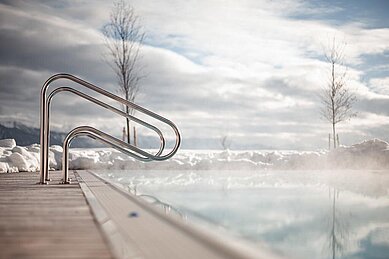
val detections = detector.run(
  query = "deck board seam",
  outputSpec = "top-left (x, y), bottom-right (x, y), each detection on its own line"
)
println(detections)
top-left (0, 171), bottom-right (112, 258)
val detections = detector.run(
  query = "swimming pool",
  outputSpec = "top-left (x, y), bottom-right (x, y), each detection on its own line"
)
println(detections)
top-left (94, 169), bottom-right (389, 259)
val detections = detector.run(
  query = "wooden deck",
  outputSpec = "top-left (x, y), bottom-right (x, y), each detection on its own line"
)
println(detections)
top-left (0, 171), bottom-right (112, 259)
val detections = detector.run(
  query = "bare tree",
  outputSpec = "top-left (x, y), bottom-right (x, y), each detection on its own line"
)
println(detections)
top-left (320, 38), bottom-right (356, 149)
top-left (220, 135), bottom-right (231, 150)
top-left (324, 188), bottom-right (350, 259)
top-left (103, 0), bottom-right (145, 144)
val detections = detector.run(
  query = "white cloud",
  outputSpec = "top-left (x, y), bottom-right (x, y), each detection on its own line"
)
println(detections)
top-left (0, 0), bottom-right (388, 149)
top-left (346, 112), bottom-right (389, 128)
top-left (369, 77), bottom-right (389, 96)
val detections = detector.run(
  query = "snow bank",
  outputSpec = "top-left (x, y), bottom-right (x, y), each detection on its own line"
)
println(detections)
top-left (0, 138), bottom-right (388, 173)
top-left (0, 139), bottom-right (16, 148)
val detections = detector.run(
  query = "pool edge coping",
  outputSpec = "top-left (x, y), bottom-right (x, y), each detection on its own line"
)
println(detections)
top-left (77, 169), bottom-right (286, 259)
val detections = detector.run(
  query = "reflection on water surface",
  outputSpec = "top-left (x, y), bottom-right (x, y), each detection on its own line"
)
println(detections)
top-left (96, 170), bottom-right (389, 259)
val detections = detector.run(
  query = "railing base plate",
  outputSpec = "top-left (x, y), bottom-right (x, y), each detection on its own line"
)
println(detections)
top-left (60, 179), bottom-right (72, 184)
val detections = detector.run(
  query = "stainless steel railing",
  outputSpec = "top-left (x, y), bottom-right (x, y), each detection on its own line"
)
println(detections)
top-left (39, 73), bottom-right (181, 184)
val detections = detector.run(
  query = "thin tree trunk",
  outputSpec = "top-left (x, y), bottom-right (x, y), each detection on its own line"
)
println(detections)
top-left (332, 188), bottom-right (336, 259)
top-left (125, 105), bottom-right (131, 144)
top-left (337, 134), bottom-right (340, 147)
top-left (332, 122), bottom-right (336, 149)
top-left (331, 61), bottom-right (336, 149)
top-left (133, 126), bottom-right (137, 147)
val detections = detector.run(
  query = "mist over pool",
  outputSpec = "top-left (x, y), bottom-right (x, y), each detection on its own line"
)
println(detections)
top-left (96, 169), bottom-right (389, 259)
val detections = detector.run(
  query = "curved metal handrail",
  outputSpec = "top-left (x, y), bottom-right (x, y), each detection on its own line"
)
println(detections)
top-left (48, 87), bottom-right (166, 158)
top-left (39, 73), bottom-right (181, 184)
top-left (62, 126), bottom-right (172, 184)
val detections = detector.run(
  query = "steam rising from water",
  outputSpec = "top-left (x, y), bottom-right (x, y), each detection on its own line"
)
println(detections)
top-left (0, 138), bottom-right (388, 173)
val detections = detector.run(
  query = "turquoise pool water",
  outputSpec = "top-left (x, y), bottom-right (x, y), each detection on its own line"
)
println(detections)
top-left (95, 170), bottom-right (389, 259)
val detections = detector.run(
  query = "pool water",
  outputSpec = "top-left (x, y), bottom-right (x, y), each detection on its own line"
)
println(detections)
top-left (95, 170), bottom-right (389, 259)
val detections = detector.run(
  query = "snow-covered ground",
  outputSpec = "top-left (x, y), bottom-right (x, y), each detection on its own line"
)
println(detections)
top-left (0, 138), bottom-right (388, 173)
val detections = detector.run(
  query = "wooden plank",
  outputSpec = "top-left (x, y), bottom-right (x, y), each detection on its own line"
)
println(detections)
top-left (0, 171), bottom-right (112, 259)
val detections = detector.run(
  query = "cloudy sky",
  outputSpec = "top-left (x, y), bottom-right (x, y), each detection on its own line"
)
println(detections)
top-left (0, 0), bottom-right (389, 150)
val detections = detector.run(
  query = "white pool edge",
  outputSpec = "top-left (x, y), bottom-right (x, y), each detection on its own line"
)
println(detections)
top-left (80, 169), bottom-right (286, 259)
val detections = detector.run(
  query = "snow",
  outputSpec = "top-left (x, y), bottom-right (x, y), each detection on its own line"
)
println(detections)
top-left (0, 139), bottom-right (16, 148)
top-left (0, 138), bottom-right (388, 173)
top-left (0, 162), bottom-right (8, 173)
